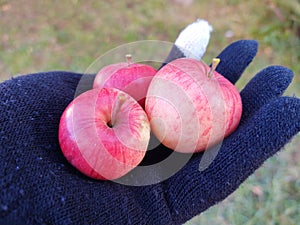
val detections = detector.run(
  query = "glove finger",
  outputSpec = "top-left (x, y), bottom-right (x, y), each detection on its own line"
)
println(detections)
top-left (240, 65), bottom-right (293, 124)
top-left (163, 96), bottom-right (300, 224)
top-left (161, 45), bottom-right (185, 66)
top-left (215, 40), bottom-right (258, 84)
top-left (162, 19), bottom-right (213, 66)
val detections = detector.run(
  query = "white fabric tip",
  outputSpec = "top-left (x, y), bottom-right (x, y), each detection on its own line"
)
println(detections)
top-left (174, 19), bottom-right (213, 60)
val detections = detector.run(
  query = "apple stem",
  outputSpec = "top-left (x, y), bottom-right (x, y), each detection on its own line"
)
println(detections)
top-left (109, 94), bottom-right (126, 127)
top-left (126, 54), bottom-right (132, 66)
top-left (208, 58), bottom-right (220, 78)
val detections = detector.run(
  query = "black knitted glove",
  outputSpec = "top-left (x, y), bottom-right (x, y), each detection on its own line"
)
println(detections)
top-left (1, 40), bottom-right (299, 225)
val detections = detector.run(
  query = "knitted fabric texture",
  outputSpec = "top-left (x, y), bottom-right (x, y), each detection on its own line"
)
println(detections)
top-left (0, 40), bottom-right (300, 225)
top-left (174, 19), bottom-right (212, 59)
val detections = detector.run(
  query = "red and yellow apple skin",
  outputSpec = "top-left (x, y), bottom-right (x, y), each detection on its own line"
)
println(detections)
top-left (59, 87), bottom-right (150, 180)
top-left (145, 58), bottom-right (242, 153)
top-left (93, 60), bottom-right (157, 108)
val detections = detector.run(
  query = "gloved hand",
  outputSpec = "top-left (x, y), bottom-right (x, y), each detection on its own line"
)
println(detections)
top-left (1, 38), bottom-right (300, 224)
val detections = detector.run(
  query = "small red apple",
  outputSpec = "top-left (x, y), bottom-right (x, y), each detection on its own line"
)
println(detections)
top-left (145, 58), bottom-right (242, 153)
top-left (59, 87), bottom-right (150, 180)
top-left (93, 54), bottom-right (157, 108)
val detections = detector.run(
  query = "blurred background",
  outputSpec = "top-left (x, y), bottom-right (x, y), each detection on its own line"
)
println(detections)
top-left (0, 0), bottom-right (299, 224)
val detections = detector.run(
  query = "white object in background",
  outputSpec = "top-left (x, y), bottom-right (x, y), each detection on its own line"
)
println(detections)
top-left (174, 19), bottom-right (213, 60)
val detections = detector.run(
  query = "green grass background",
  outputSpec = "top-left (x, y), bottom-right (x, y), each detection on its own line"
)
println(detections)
top-left (1, 1), bottom-right (299, 224)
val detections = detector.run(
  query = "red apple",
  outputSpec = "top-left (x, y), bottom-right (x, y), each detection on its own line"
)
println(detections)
top-left (145, 58), bottom-right (242, 153)
top-left (93, 55), bottom-right (157, 108)
top-left (59, 87), bottom-right (150, 180)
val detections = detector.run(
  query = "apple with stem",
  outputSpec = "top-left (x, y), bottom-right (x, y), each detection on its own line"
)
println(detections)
top-left (93, 54), bottom-right (157, 108)
top-left (59, 87), bottom-right (150, 180)
top-left (145, 58), bottom-right (242, 153)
